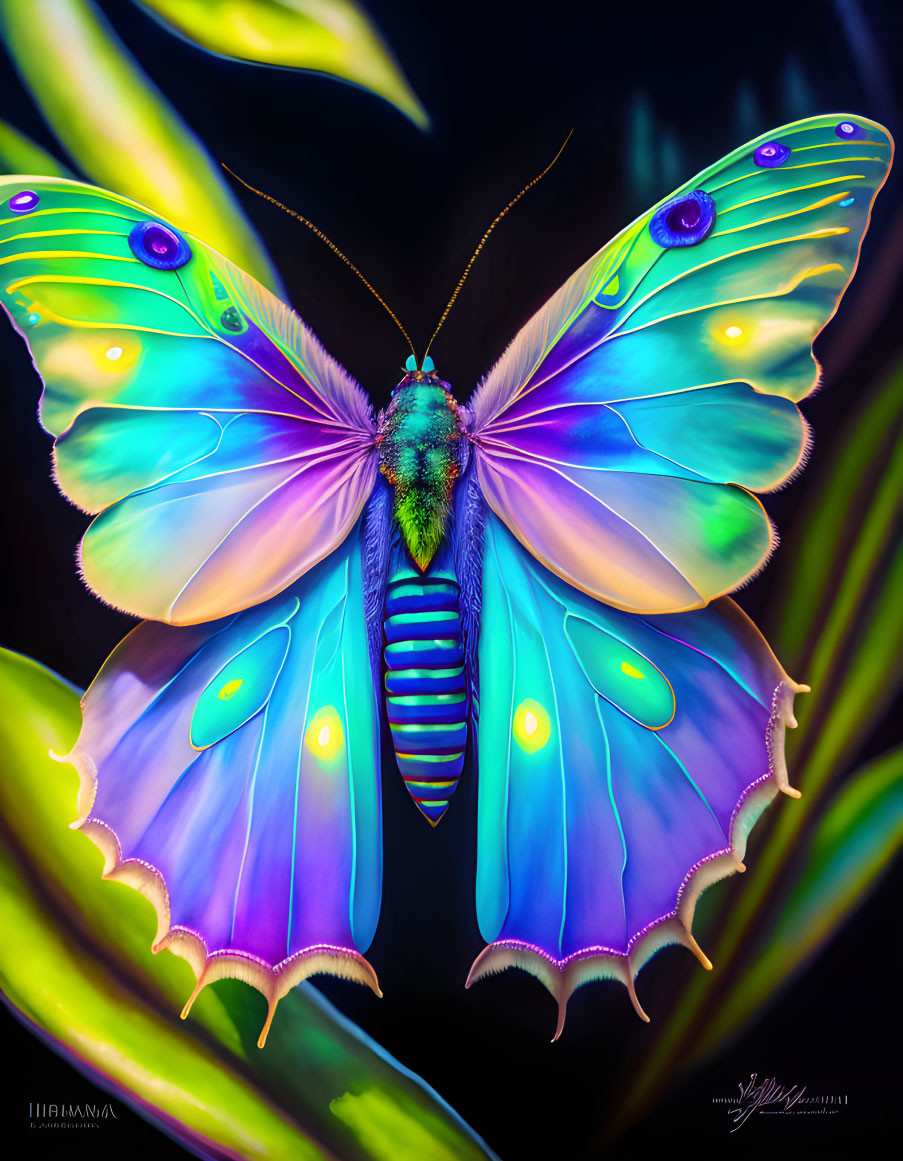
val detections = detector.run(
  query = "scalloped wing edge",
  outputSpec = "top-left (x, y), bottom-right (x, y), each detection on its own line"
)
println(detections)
top-left (57, 739), bottom-right (381, 1049)
top-left (465, 678), bottom-right (807, 1040)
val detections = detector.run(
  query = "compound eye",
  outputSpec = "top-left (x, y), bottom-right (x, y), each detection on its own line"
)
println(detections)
top-left (421, 355), bottom-right (435, 373)
top-left (405, 354), bottom-right (418, 372)
top-left (128, 220), bottom-right (192, 270)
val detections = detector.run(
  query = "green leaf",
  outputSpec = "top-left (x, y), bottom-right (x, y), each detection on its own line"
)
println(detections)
top-left (0, 648), bottom-right (496, 1161)
top-left (693, 745), bottom-right (903, 1057)
top-left (770, 361), bottom-right (903, 672)
top-left (0, 0), bottom-right (282, 291)
top-left (135, 0), bottom-right (429, 129)
top-left (604, 358), bottom-right (903, 1141)
top-left (0, 119), bottom-right (74, 177)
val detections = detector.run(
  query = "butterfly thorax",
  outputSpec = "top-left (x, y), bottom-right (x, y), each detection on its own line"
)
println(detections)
top-left (377, 372), bottom-right (464, 569)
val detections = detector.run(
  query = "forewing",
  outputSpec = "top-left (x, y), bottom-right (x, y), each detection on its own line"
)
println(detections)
top-left (67, 514), bottom-right (382, 1046)
top-left (0, 176), bottom-right (377, 624)
top-left (469, 115), bottom-right (892, 613)
top-left (469, 511), bottom-right (805, 1033)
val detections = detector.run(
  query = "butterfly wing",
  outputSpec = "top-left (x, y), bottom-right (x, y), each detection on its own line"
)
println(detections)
top-left (66, 510), bottom-right (382, 1047)
top-left (468, 508), bottom-right (804, 1033)
top-left (0, 177), bottom-right (377, 624)
top-left (467, 115), bottom-right (893, 613)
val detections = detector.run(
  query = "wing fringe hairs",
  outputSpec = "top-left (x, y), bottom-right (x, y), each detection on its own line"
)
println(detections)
top-left (65, 778), bottom-right (381, 1050)
top-left (466, 681), bottom-right (805, 1040)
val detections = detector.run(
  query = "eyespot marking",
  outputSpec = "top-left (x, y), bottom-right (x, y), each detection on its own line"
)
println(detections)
top-left (835, 120), bottom-right (864, 140)
top-left (128, 220), bottom-right (192, 270)
top-left (219, 306), bottom-right (245, 332)
top-left (649, 190), bottom-right (716, 248)
top-left (9, 190), bottom-right (39, 214)
top-left (754, 141), bottom-right (790, 168)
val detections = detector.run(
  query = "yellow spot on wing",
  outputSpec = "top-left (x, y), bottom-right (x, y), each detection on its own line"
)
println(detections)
top-left (620, 661), bottom-right (645, 679)
top-left (513, 699), bottom-right (551, 753)
top-left (304, 706), bottom-right (344, 760)
top-left (218, 679), bottom-right (243, 700)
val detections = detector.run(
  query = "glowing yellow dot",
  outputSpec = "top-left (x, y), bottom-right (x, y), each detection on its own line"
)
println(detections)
top-left (218, 678), bottom-right (242, 700)
top-left (304, 706), bottom-right (344, 760)
top-left (513, 699), bottom-right (551, 753)
top-left (105, 345), bottom-right (123, 360)
top-left (621, 661), bottom-right (645, 679)
top-left (724, 325), bottom-right (743, 339)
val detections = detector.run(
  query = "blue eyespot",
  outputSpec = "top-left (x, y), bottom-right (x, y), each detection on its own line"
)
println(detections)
top-left (754, 141), bottom-right (790, 168)
top-left (835, 120), bottom-right (864, 140)
top-left (649, 190), bottom-right (716, 248)
top-left (128, 220), bottom-right (192, 270)
top-left (421, 355), bottom-right (435, 373)
top-left (9, 190), bottom-right (39, 214)
top-left (405, 355), bottom-right (418, 372)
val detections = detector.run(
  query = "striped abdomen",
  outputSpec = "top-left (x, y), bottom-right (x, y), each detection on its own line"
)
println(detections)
top-left (383, 559), bottom-right (467, 826)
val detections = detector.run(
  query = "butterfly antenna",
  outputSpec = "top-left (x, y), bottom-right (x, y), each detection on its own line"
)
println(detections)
top-left (222, 163), bottom-right (418, 363)
top-left (423, 129), bottom-right (574, 362)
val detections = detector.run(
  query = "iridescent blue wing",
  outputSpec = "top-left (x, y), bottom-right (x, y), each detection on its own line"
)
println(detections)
top-left (0, 176), bottom-right (377, 625)
top-left (66, 512), bottom-right (382, 1046)
top-left (467, 115), bottom-right (892, 613)
top-left (467, 507), bottom-right (805, 1034)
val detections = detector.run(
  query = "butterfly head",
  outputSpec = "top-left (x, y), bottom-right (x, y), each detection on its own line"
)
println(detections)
top-left (397, 353), bottom-right (441, 389)
top-left (400, 353), bottom-right (437, 382)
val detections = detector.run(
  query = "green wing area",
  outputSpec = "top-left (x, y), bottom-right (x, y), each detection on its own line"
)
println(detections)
top-left (469, 115), bottom-right (893, 614)
top-left (0, 176), bottom-right (376, 624)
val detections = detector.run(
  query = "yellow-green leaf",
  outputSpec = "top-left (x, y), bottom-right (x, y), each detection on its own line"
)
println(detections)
top-left (0, 648), bottom-right (496, 1161)
top-left (692, 745), bottom-right (903, 1058)
top-left (136, 0), bottom-right (429, 128)
top-left (0, 119), bottom-right (74, 177)
top-left (0, 0), bottom-right (282, 290)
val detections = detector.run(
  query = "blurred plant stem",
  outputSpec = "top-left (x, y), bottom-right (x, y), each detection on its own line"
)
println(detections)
top-left (604, 359), bottom-right (903, 1142)
top-left (0, 0), bottom-right (283, 291)
top-left (0, 649), bottom-right (497, 1161)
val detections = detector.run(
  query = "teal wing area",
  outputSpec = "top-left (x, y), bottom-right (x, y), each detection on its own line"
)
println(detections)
top-left (0, 176), bottom-right (377, 624)
top-left (66, 515), bottom-right (382, 1047)
top-left (469, 512), bottom-right (806, 1036)
top-left (468, 115), bottom-right (893, 614)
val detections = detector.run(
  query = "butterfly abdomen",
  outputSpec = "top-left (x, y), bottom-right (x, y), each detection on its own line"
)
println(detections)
top-left (383, 548), bottom-right (467, 827)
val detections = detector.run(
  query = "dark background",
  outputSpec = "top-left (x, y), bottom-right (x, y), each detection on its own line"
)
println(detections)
top-left (1, 1), bottom-right (900, 1158)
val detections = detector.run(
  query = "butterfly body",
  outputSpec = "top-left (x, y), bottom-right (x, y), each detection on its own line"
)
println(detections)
top-left (377, 370), bottom-right (465, 569)
top-left (0, 113), bottom-right (892, 1043)
top-left (383, 538), bottom-right (470, 825)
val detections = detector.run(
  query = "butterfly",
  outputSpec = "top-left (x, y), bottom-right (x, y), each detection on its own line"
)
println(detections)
top-left (0, 114), bottom-right (892, 1047)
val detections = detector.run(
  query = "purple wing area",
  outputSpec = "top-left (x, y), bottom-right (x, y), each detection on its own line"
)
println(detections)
top-left (466, 115), bottom-right (892, 614)
top-left (67, 516), bottom-right (382, 1047)
top-left (0, 177), bottom-right (378, 624)
top-left (469, 512), bottom-right (806, 1035)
